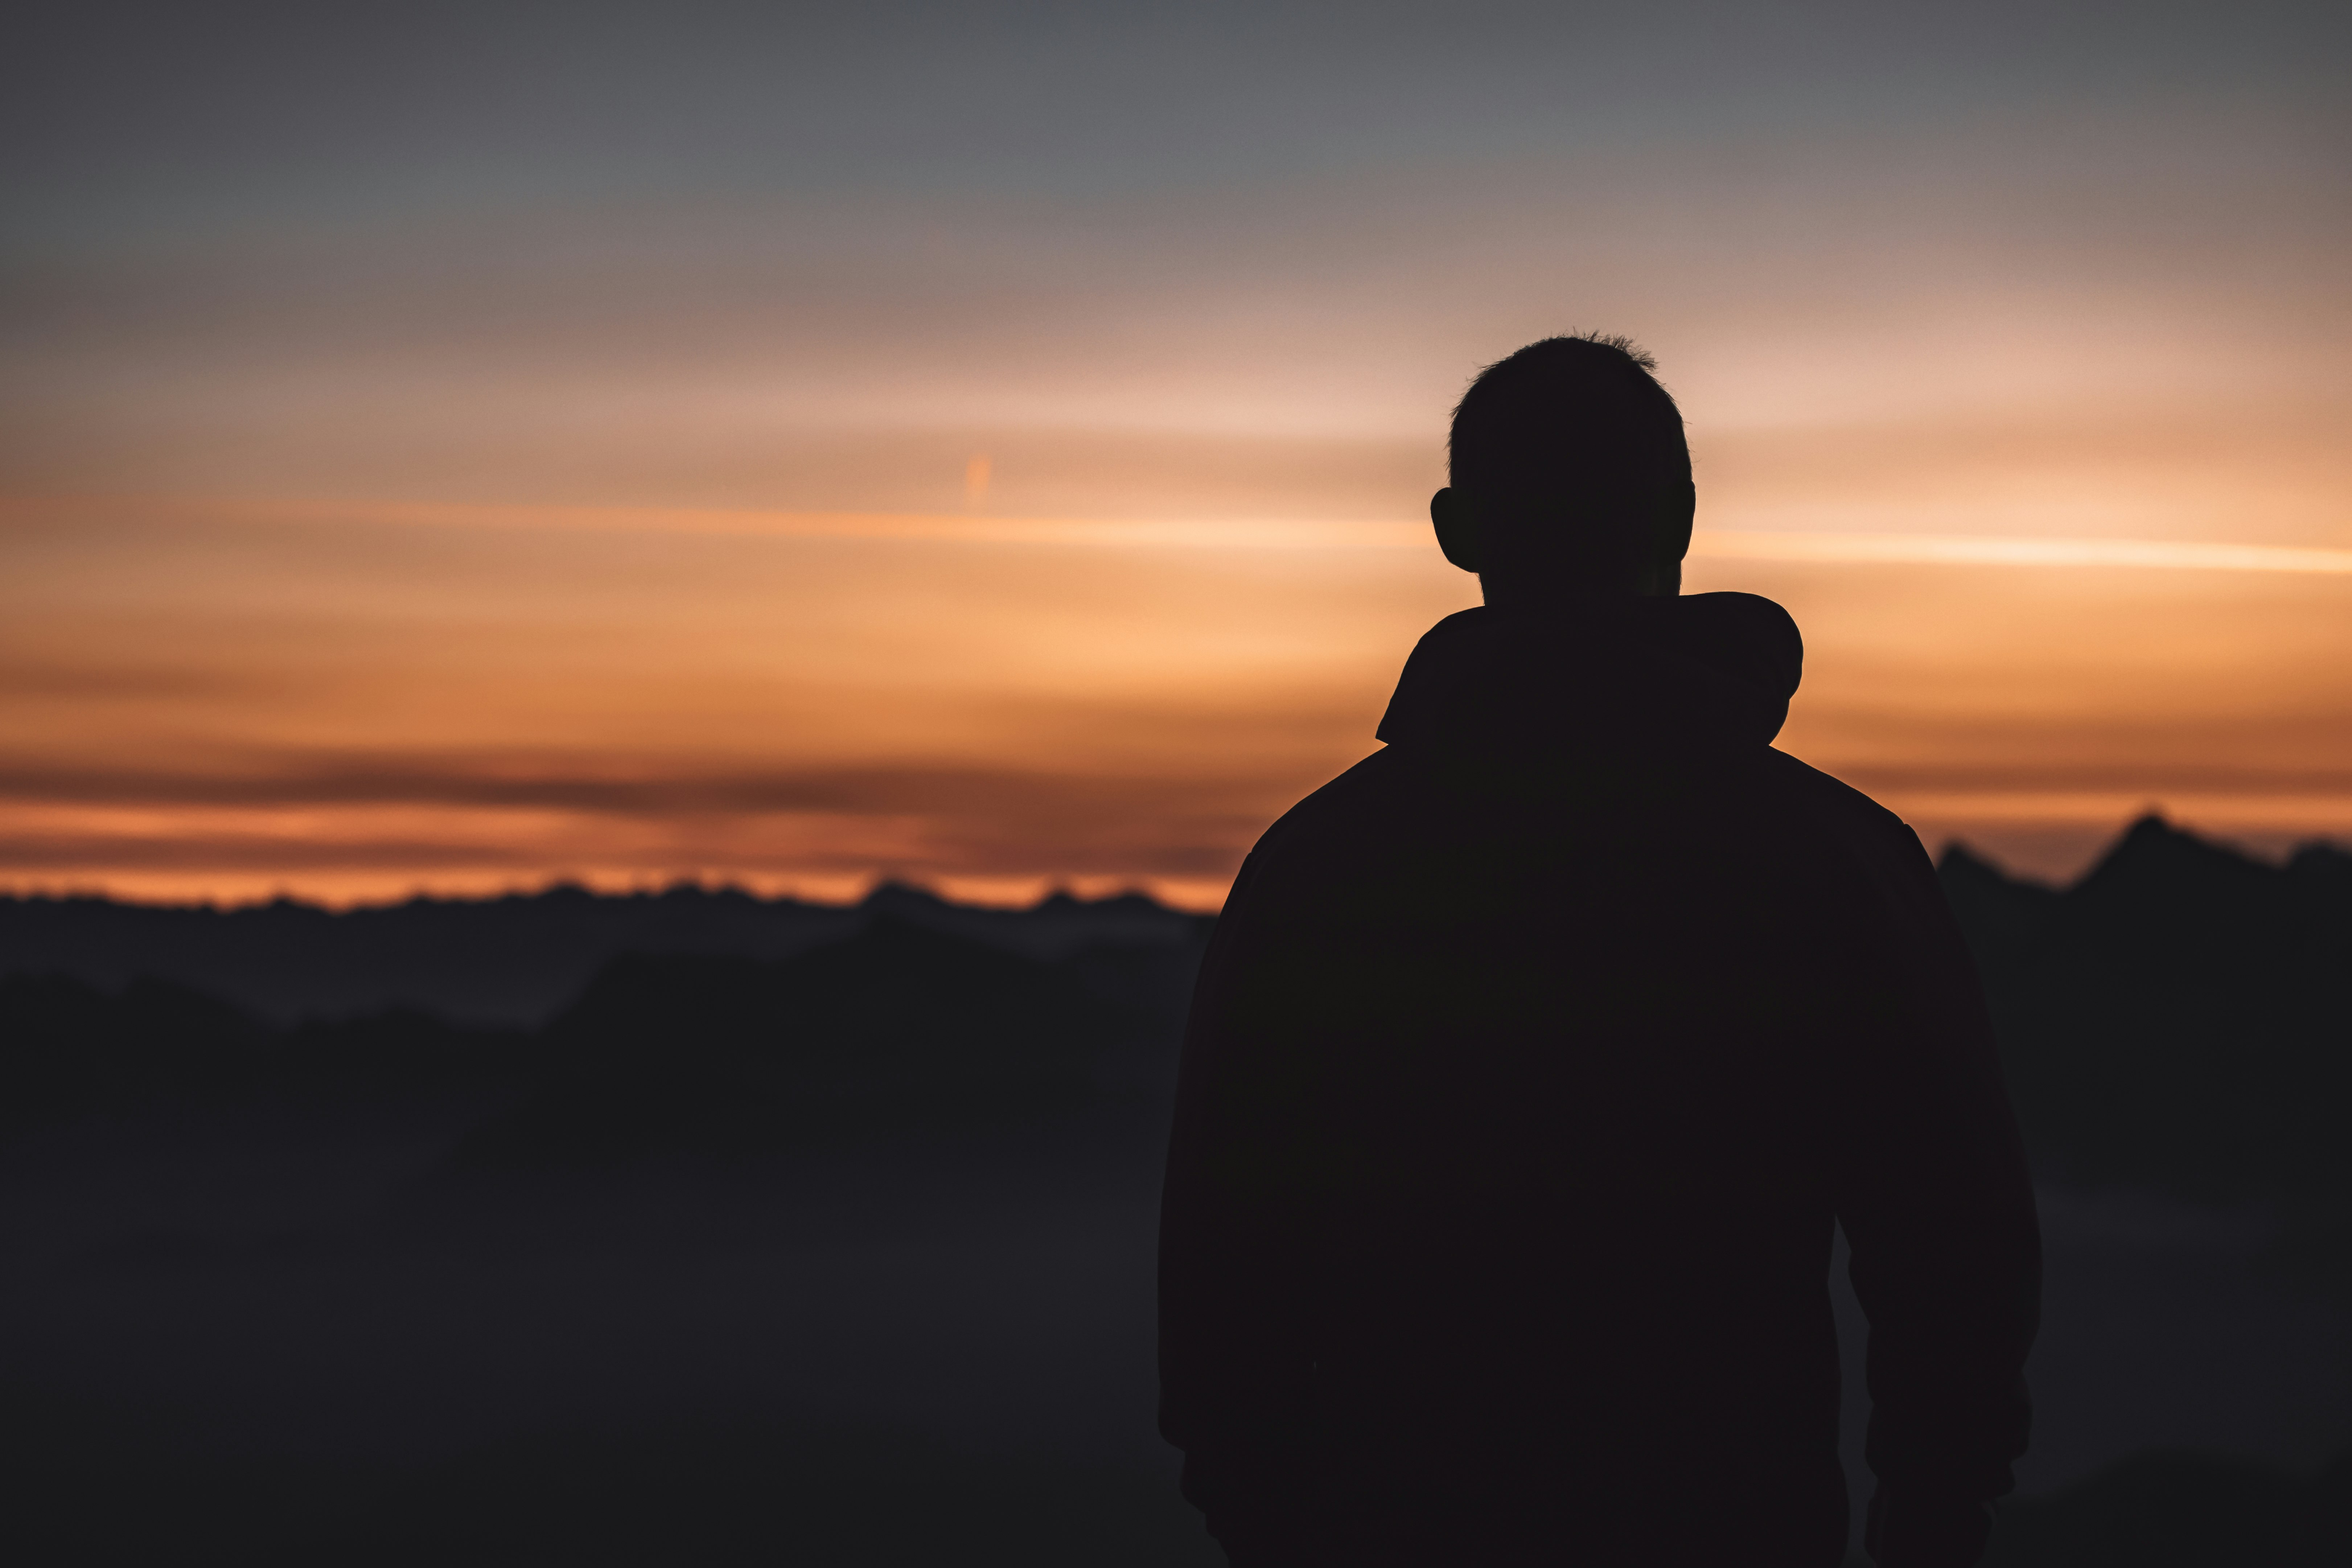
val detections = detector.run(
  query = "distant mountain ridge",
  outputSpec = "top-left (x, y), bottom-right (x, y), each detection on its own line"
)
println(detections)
top-left (1940, 815), bottom-right (2350, 1190)
top-left (3, 817), bottom-right (2345, 1215)
top-left (0, 912), bottom-right (1197, 1167)
top-left (0, 881), bottom-right (1209, 1027)
top-left (1939, 815), bottom-right (2351, 1294)
top-left (468, 915), bottom-right (1150, 1167)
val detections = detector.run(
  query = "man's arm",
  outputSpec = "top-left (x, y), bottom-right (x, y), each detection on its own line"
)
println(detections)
top-left (1832, 825), bottom-right (2043, 1568)
top-left (1158, 848), bottom-right (1325, 1559)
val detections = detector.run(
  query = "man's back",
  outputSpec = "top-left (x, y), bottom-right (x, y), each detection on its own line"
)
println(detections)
top-left (1159, 595), bottom-right (2040, 1566)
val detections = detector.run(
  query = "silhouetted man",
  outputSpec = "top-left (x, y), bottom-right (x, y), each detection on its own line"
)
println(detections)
top-left (1159, 336), bottom-right (2040, 1567)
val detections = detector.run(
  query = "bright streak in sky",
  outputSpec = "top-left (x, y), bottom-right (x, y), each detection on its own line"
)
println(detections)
top-left (37, 498), bottom-right (2352, 573)
top-left (1692, 533), bottom-right (2352, 575)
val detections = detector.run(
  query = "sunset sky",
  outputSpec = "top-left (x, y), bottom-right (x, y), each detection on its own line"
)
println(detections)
top-left (5, 1), bottom-right (2348, 906)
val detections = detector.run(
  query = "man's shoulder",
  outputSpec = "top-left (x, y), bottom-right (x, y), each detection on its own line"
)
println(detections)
top-left (1757, 748), bottom-right (1906, 828)
top-left (1258, 744), bottom-right (1917, 836)
top-left (1241, 743), bottom-right (1932, 895)
top-left (1754, 747), bottom-right (1937, 881)
top-left (1250, 747), bottom-right (1410, 860)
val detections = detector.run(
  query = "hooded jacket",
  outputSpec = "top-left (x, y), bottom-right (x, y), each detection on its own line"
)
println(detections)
top-left (1158, 594), bottom-right (2040, 1568)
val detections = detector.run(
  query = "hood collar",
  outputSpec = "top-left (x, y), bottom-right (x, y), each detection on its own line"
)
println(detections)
top-left (1376, 593), bottom-right (1803, 757)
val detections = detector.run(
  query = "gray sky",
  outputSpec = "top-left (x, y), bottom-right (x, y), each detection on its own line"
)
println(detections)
top-left (7, 0), bottom-right (2345, 511)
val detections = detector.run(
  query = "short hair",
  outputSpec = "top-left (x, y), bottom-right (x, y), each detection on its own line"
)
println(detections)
top-left (1448, 333), bottom-right (1691, 571)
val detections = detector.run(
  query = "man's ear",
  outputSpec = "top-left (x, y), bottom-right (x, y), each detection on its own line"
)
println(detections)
top-left (1431, 487), bottom-right (1480, 573)
top-left (1632, 479), bottom-right (1696, 597)
top-left (1658, 478), bottom-right (1695, 564)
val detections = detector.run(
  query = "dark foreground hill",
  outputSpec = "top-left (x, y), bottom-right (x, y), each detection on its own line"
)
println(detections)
top-left (0, 825), bottom-right (2346, 1565)
top-left (0, 904), bottom-right (1220, 1567)
top-left (1985, 1448), bottom-right (2348, 1567)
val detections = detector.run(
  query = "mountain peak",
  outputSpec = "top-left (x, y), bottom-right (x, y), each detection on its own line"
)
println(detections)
top-left (860, 881), bottom-right (951, 915)
top-left (2073, 813), bottom-right (2275, 904)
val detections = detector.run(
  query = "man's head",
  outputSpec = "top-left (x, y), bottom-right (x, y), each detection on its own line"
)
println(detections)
top-left (1433, 333), bottom-right (1695, 604)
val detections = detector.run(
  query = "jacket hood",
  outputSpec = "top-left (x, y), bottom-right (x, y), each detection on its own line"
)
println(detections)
top-left (1375, 592), bottom-right (1803, 757)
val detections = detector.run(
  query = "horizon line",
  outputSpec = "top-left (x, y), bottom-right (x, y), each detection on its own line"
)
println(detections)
top-left (6, 809), bottom-right (2345, 917)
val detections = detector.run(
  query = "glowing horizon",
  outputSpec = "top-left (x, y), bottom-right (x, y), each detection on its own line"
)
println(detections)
top-left (5, 486), bottom-right (2348, 908)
